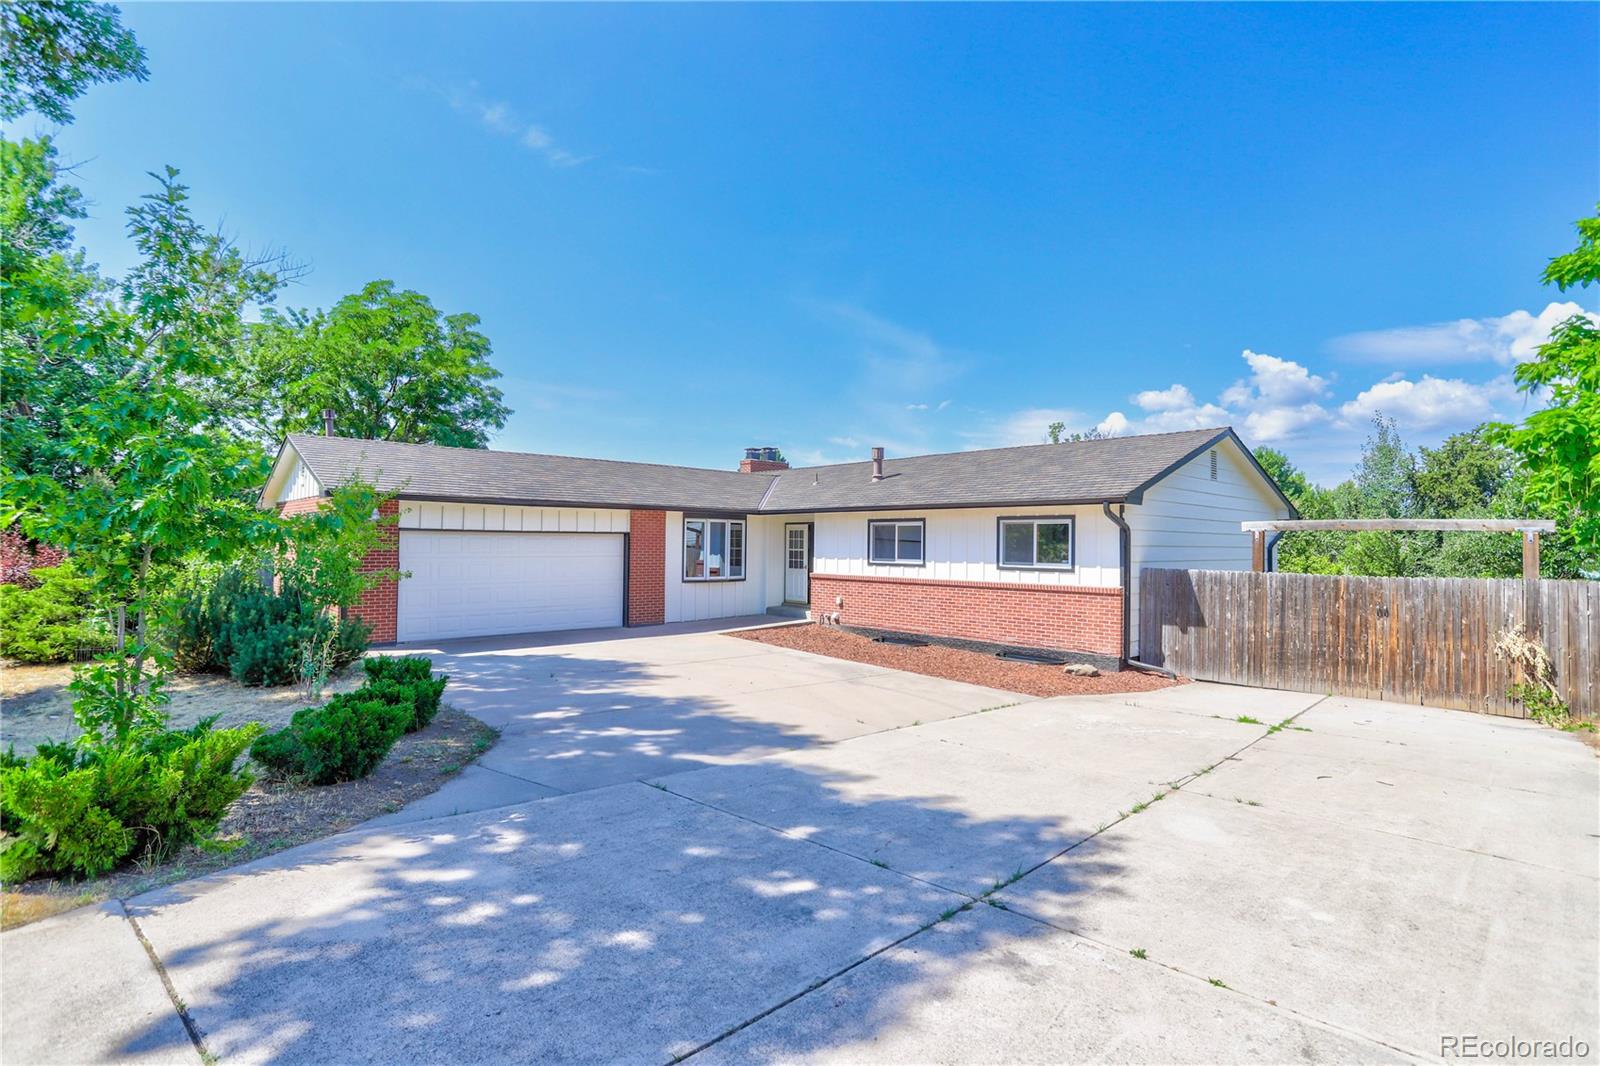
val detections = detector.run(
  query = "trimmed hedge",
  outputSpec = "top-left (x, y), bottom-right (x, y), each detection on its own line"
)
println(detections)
top-left (362, 657), bottom-right (448, 732)
top-left (249, 658), bottom-right (449, 784)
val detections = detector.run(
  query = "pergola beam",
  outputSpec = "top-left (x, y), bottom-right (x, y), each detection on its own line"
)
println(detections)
top-left (1240, 518), bottom-right (1556, 533)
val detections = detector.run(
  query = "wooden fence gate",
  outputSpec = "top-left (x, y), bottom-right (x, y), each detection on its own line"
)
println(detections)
top-left (1137, 568), bottom-right (1599, 719)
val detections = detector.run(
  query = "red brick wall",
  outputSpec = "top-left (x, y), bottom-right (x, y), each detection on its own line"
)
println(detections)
top-left (810, 573), bottom-right (1123, 657)
top-left (350, 498), bottom-right (400, 643)
top-left (627, 509), bottom-right (666, 626)
top-left (738, 458), bottom-right (790, 473)
top-left (277, 497), bottom-right (324, 518)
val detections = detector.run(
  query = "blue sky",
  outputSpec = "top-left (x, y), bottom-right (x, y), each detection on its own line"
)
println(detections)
top-left (11, 2), bottom-right (1597, 483)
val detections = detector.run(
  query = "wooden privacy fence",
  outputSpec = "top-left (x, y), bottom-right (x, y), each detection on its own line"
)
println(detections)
top-left (1138, 568), bottom-right (1599, 719)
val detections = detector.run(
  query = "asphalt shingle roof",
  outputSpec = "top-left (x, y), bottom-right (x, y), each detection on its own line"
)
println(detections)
top-left (756, 428), bottom-right (1230, 512)
top-left (285, 434), bottom-right (770, 513)
top-left (283, 426), bottom-right (1236, 514)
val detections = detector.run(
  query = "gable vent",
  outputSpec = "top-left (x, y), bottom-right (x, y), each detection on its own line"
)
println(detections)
top-left (1209, 449), bottom-right (1218, 481)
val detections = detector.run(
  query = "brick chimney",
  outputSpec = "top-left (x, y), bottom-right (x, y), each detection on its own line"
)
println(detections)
top-left (739, 446), bottom-right (789, 473)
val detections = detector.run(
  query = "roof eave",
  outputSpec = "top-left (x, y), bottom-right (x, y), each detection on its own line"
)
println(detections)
top-left (754, 495), bottom-right (1130, 515)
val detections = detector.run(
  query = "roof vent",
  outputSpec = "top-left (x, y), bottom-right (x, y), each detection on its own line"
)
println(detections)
top-left (871, 446), bottom-right (885, 482)
top-left (322, 408), bottom-right (336, 437)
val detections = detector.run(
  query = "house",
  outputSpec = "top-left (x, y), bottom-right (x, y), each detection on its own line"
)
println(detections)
top-left (260, 426), bottom-right (1295, 666)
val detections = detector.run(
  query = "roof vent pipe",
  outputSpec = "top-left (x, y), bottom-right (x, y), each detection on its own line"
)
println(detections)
top-left (870, 446), bottom-right (884, 481)
top-left (321, 408), bottom-right (336, 437)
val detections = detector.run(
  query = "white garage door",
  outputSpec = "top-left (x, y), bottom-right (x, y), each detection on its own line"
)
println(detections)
top-left (397, 531), bottom-right (625, 643)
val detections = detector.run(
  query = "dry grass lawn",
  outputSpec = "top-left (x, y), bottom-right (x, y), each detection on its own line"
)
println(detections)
top-left (2, 660), bottom-right (364, 754)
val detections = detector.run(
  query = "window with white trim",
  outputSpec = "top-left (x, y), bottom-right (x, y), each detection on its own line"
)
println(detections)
top-left (867, 519), bottom-right (925, 565)
top-left (998, 517), bottom-right (1074, 570)
top-left (684, 517), bottom-right (745, 580)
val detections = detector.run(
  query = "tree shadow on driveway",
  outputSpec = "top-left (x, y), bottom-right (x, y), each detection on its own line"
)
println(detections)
top-left (419, 649), bottom-right (1003, 797)
top-left (119, 756), bottom-right (1128, 1065)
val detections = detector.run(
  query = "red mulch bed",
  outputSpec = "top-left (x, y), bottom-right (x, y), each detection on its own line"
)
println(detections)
top-left (734, 623), bottom-right (1187, 699)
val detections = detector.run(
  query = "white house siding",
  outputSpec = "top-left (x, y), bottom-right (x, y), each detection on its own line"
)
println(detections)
top-left (1124, 437), bottom-right (1291, 657)
top-left (809, 505), bottom-right (1122, 588)
top-left (274, 455), bottom-right (322, 503)
top-left (398, 501), bottom-right (631, 535)
top-left (663, 512), bottom-right (782, 623)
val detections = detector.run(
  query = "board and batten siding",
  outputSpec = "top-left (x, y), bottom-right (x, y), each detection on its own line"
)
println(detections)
top-left (810, 505), bottom-right (1122, 588)
top-left (664, 512), bottom-right (781, 623)
top-left (398, 500), bottom-right (631, 534)
top-left (274, 455), bottom-right (321, 503)
top-left (1124, 437), bottom-right (1292, 658)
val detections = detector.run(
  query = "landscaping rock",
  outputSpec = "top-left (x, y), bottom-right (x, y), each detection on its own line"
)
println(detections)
top-left (1064, 663), bottom-right (1100, 677)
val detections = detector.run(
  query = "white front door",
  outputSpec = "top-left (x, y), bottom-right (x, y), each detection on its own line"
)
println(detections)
top-left (784, 524), bottom-right (810, 604)
top-left (397, 530), bottom-right (625, 642)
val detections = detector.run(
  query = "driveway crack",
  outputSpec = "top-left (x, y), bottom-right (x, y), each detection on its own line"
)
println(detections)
top-left (119, 900), bottom-right (213, 1064)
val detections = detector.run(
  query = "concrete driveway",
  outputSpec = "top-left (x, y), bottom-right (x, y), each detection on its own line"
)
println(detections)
top-left (365, 617), bottom-right (1027, 823)
top-left (4, 625), bottom-right (1596, 1065)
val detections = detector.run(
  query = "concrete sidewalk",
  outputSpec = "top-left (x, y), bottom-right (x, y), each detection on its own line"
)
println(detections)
top-left (3, 662), bottom-right (1595, 1065)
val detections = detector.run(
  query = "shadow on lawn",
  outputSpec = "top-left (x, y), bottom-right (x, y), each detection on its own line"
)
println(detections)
top-left (109, 653), bottom-right (1125, 1064)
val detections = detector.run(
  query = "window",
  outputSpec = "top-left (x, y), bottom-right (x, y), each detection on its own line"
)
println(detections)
top-left (998, 517), bottom-right (1074, 570)
top-left (867, 519), bottom-right (925, 565)
top-left (684, 517), bottom-right (745, 580)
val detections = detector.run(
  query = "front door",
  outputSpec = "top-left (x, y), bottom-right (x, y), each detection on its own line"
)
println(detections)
top-left (784, 524), bottom-right (810, 604)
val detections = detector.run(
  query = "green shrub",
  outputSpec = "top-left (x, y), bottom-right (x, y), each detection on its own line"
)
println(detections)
top-left (0, 720), bottom-right (261, 882)
top-left (246, 727), bottom-right (302, 776)
top-left (250, 692), bottom-right (409, 785)
top-left (0, 563), bottom-right (107, 663)
top-left (361, 658), bottom-right (448, 732)
top-left (362, 655), bottom-right (435, 685)
top-left (168, 566), bottom-right (369, 687)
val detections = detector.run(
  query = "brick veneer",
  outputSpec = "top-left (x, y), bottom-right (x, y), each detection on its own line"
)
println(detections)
top-left (350, 498), bottom-right (400, 643)
top-left (810, 573), bottom-right (1123, 657)
top-left (627, 509), bottom-right (666, 626)
top-left (277, 497), bottom-right (324, 518)
top-left (277, 495), bottom-right (399, 642)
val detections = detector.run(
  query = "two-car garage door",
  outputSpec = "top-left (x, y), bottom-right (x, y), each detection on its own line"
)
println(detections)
top-left (396, 531), bottom-right (624, 643)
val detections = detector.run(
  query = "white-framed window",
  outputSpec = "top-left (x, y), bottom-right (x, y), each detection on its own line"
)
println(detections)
top-left (998, 516), bottom-right (1074, 570)
top-left (867, 518), bottom-right (925, 566)
top-left (684, 517), bottom-right (745, 581)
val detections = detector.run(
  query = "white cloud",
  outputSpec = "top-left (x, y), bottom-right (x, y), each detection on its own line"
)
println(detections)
top-left (1132, 384), bottom-right (1195, 412)
top-left (1325, 302), bottom-right (1596, 366)
top-left (905, 402), bottom-right (928, 411)
top-left (962, 407), bottom-right (1086, 448)
top-left (422, 81), bottom-right (589, 168)
top-left (1338, 374), bottom-right (1520, 431)
top-left (1237, 349), bottom-right (1329, 404)
top-left (1098, 350), bottom-right (1330, 446)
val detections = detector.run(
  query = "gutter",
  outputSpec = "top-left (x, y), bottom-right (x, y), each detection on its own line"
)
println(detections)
top-left (1101, 502), bottom-right (1131, 667)
top-left (1265, 531), bottom-right (1283, 572)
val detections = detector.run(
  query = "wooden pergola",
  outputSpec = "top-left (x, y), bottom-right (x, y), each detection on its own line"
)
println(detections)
top-left (1240, 518), bottom-right (1558, 579)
